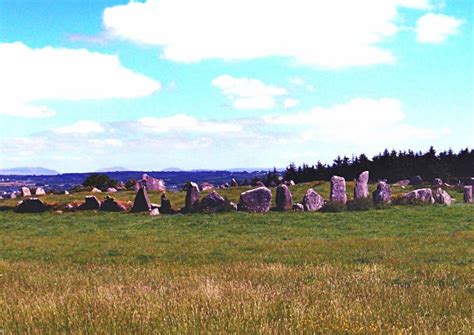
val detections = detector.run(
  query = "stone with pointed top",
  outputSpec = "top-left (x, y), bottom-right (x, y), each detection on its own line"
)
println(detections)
top-left (132, 186), bottom-right (152, 212)
top-left (276, 184), bottom-right (293, 211)
top-left (354, 171), bottom-right (369, 199)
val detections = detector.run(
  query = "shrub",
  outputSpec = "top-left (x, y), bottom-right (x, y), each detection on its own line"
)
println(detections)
top-left (321, 201), bottom-right (346, 213)
top-left (347, 198), bottom-right (373, 211)
top-left (82, 174), bottom-right (117, 191)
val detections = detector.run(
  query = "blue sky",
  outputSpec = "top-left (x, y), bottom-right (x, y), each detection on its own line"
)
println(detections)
top-left (0, 0), bottom-right (472, 172)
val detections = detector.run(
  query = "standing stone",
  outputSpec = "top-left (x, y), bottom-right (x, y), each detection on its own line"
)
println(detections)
top-left (34, 187), bottom-right (46, 196)
top-left (230, 178), bottom-right (239, 187)
top-left (100, 196), bottom-right (127, 212)
top-left (200, 191), bottom-right (226, 213)
top-left (238, 187), bottom-right (272, 213)
top-left (372, 181), bottom-right (392, 204)
top-left (132, 186), bottom-right (152, 212)
top-left (354, 171), bottom-right (369, 199)
top-left (80, 195), bottom-right (101, 210)
top-left (276, 184), bottom-right (293, 211)
top-left (302, 188), bottom-right (324, 212)
top-left (330, 176), bottom-right (347, 204)
top-left (91, 187), bottom-right (102, 193)
top-left (64, 190), bottom-right (70, 195)
top-left (9, 192), bottom-right (17, 199)
top-left (403, 188), bottom-right (435, 204)
top-left (15, 198), bottom-right (49, 213)
top-left (434, 188), bottom-right (452, 206)
top-left (464, 186), bottom-right (473, 203)
top-left (255, 181), bottom-right (265, 187)
top-left (432, 178), bottom-right (443, 187)
top-left (160, 194), bottom-right (174, 214)
top-left (184, 182), bottom-right (200, 212)
top-left (21, 187), bottom-right (31, 197)
top-left (106, 187), bottom-right (118, 193)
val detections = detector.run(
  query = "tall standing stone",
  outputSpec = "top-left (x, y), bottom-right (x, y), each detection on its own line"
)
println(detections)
top-left (464, 186), bottom-right (473, 203)
top-left (132, 186), bottom-right (152, 212)
top-left (302, 188), bottom-right (324, 212)
top-left (354, 171), bottom-right (369, 199)
top-left (276, 184), bottom-right (293, 211)
top-left (372, 181), bottom-right (391, 204)
top-left (330, 176), bottom-right (347, 204)
top-left (21, 187), bottom-right (31, 197)
top-left (184, 182), bottom-right (200, 212)
top-left (238, 187), bottom-right (272, 213)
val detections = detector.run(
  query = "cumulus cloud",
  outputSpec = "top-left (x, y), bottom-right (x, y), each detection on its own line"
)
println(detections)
top-left (416, 13), bottom-right (462, 43)
top-left (263, 98), bottom-right (449, 145)
top-left (53, 121), bottom-right (105, 134)
top-left (212, 75), bottom-right (287, 110)
top-left (283, 98), bottom-right (300, 109)
top-left (0, 42), bottom-right (161, 118)
top-left (103, 0), bottom-right (431, 68)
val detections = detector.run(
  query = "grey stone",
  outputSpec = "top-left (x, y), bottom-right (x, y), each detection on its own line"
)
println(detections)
top-left (230, 178), bottom-right (239, 187)
top-left (100, 196), bottom-right (127, 212)
top-left (199, 182), bottom-right (214, 191)
top-left (403, 188), bottom-right (435, 204)
top-left (149, 208), bottom-right (160, 216)
top-left (21, 187), bottom-right (31, 197)
top-left (201, 191), bottom-right (226, 213)
top-left (238, 187), bottom-right (272, 213)
top-left (432, 178), bottom-right (443, 187)
top-left (394, 179), bottom-right (410, 187)
top-left (373, 181), bottom-right (391, 204)
top-left (184, 181), bottom-right (200, 212)
top-left (34, 187), bottom-right (46, 196)
top-left (135, 174), bottom-right (166, 192)
top-left (276, 184), bottom-right (293, 211)
top-left (160, 194), bottom-right (174, 214)
top-left (15, 198), bottom-right (49, 213)
top-left (293, 203), bottom-right (304, 211)
top-left (302, 188), bottom-right (324, 212)
top-left (354, 171), bottom-right (369, 199)
top-left (91, 187), bottom-right (102, 193)
top-left (330, 176), bottom-right (347, 204)
top-left (132, 186), bottom-right (152, 212)
top-left (464, 186), bottom-right (473, 203)
top-left (255, 181), bottom-right (265, 187)
top-left (80, 195), bottom-right (101, 210)
top-left (434, 188), bottom-right (452, 205)
top-left (409, 176), bottom-right (423, 186)
top-left (9, 192), bottom-right (17, 199)
top-left (106, 187), bottom-right (118, 193)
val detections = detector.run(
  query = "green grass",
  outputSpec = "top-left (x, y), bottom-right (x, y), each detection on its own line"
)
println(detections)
top-left (0, 183), bottom-right (473, 333)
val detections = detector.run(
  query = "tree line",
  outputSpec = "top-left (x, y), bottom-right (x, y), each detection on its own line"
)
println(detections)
top-left (283, 147), bottom-right (473, 184)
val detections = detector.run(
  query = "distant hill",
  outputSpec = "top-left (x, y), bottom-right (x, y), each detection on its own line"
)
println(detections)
top-left (161, 167), bottom-right (183, 172)
top-left (94, 167), bottom-right (130, 172)
top-left (0, 167), bottom-right (59, 175)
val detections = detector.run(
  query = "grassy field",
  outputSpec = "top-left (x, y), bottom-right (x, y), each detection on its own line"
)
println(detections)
top-left (0, 183), bottom-right (473, 333)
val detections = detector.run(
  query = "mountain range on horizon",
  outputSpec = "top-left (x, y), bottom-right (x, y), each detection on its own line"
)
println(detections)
top-left (0, 166), bottom-right (282, 176)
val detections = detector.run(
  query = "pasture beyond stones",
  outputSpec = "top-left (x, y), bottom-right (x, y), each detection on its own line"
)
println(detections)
top-left (1, 181), bottom-right (473, 333)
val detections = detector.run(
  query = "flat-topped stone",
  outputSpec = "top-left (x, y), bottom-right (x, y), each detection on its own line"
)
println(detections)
top-left (238, 187), bottom-right (272, 213)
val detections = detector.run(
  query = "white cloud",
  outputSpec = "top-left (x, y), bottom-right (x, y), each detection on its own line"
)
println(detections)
top-left (289, 77), bottom-right (305, 85)
top-left (212, 75), bottom-right (287, 110)
top-left (138, 113), bottom-right (243, 133)
top-left (416, 13), bottom-right (462, 43)
top-left (103, 0), bottom-right (431, 68)
top-left (263, 98), bottom-right (449, 145)
top-left (53, 121), bottom-right (105, 135)
top-left (283, 98), bottom-right (300, 109)
top-left (0, 42), bottom-right (161, 118)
